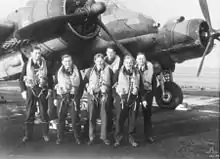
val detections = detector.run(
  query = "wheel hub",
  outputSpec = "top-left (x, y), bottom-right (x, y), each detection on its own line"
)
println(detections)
top-left (162, 91), bottom-right (172, 103)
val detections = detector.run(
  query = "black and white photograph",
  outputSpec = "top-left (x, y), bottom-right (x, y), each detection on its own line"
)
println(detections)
top-left (0, 0), bottom-right (219, 158)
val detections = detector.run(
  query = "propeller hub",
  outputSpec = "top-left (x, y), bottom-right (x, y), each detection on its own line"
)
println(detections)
top-left (90, 2), bottom-right (106, 17)
top-left (64, 0), bottom-right (106, 40)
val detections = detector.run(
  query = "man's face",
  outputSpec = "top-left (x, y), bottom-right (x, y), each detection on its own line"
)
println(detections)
top-left (62, 57), bottom-right (73, 69)
top-left (124, 58), bottom-right (133, 70)
top-left (31, 49), bottom-right (41, 61)
top-left (95, 56), bottom-right (104, 69)
top-left (136, 54), bottom-right (146, 66)
top-left (106, 48), bottom-right (116, 60)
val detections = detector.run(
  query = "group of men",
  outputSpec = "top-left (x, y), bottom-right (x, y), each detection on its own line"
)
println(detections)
top-left (19, 45), bottom-right (155, 148)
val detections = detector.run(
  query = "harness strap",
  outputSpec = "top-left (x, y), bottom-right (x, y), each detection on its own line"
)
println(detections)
top-left (30, 88), bottom-right (45, 98)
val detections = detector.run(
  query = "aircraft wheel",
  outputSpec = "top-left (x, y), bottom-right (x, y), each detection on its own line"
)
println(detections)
top-left (155, 82), bottom-right (183, 109)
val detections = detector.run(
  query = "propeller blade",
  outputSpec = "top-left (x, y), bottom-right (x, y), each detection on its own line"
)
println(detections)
top-left (199, 0), bottom-right (214, 32)
top-left (197, 37), bottom-right (214, 77)
top-left (15, 2), bottom-right (106, 40)
top-left (96, 19), bottom-right (132, 56)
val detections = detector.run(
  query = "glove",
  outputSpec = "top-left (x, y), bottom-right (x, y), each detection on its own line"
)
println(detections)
top-left (142, 100), bottom-right (148, 108)
top-left (132, 87), bottom-right (138, 95)
top-left (87, 87), bottom-right (93, 95)
top-left (70, 86), bottom-right (78, 95)
top-left (46, 89), bottom-right (53, 99)
top-left (100, 85), bottom-right (107, 93)
top-left (21, 91), bottom-right (27, 100)
top-left (53, 99), bottom-right (59, 106)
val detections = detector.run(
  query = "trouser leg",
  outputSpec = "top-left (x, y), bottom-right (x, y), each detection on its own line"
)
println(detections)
top-left (24, 88), bottom-right (37, 139)
top-left (114, 95), bottom-right (127, 142)
top-left (88, 94), bottom-right (97, 141)
top-left (127, 95), bottom-right (139, 147)
top-left (69, 98), bottom-right (80, 141)
top-left (128, 99), bottom-right (138, 137)
top-left (48, 93), bottom-right (57, 120)
top-left (100, 94), bottom-right (108, 140)
top-left (142, 91), bottom-right (153, 138)
top-left (38, 89), bottom-right (50, 137)
top-left (107, 94), bottom-right (114, 133)
top-left (57, 96), bottom-right (68, 142)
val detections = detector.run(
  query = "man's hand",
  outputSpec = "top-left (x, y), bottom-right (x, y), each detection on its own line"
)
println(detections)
top-left (70, 87), bottom-right (77, 95)
top-left (46, 89), bottom-right (53, 99)
top-left (21, 91), bottom-right (27, 100)
top-left (142, 100), bottom-right (148, 108)
top-left (87, 87), bottom-right (93, 95)
top-left (53, 99), bottom-right (59, 106)
top-left (132, 87), bottom-right (138, 95)
top-left (100, 85), bottom-right (107, 93)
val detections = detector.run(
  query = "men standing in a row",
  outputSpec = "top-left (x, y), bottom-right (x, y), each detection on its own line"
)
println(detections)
top-left (19, 46), bottom-right (53, 143)
top-left (136, 53), bottom-right (155, 143)
top-left (114, 55), bottom-right (140, 147)
top-left (54, 54), bottom-right (82, 145)
top-left (84, 53), bottom-right (112, 145)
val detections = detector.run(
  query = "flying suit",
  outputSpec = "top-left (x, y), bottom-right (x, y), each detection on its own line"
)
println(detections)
top-left (104, 55), bottom-right (121, 74)
top-left (19, 57), bottom-right (53, 141)
top-left (54, 64), bottom-right (82, 144)
top-left (104, 55), bottom-right (121, 134)
top-left (137, 61), bottom-right (154, 139)
top-left (84, 64), bottom-right (112, 144)
top-left (114, 66), bottom-right (140, 147)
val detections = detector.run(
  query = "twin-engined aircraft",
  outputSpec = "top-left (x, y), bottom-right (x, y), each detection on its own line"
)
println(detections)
top-left (0, 0), bottom-right (219, 109)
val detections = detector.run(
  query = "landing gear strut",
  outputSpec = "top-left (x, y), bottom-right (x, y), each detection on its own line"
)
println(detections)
top-left (155, 70), bottom-right (183, 109)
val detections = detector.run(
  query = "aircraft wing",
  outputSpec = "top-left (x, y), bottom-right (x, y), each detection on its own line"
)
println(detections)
top-left (14, 13), bottom-right (88, 41)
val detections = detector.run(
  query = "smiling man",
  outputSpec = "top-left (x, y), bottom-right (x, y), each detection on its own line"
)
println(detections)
top-left (83, 53), bottom-right (112, 146)
top-left (114, 55), bottom-right (140, 148)
top-left (54, 54), bottom-right (82, 145)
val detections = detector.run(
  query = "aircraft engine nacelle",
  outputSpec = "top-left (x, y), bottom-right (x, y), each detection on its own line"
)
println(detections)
top-left (8, 0), bottom-right (102, 44)
top-left (6, 0), bottom-right (105, 56)
top-left (158, 18), bottom-right (209, 49)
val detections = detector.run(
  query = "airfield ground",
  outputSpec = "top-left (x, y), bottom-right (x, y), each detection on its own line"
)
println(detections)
top-left (0, 76), bottom-right (219, 159)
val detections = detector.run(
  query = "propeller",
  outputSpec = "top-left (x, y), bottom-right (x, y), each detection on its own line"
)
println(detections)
top-left (197, 0), bottom-right (220, 77)
top-left (96, 19), bottom-right (132, 56)
top-left (15, 2), bottom-right (106, 40)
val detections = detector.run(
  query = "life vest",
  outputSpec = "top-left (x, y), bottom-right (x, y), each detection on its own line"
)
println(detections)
top-left (116, 66), bottom-right (140, 96)
top-left (87, 64), bottom-right (111, 94)
top-left (104, 55), bottom-right (120, 74)
top-left (136, 61), bottom-right (154, 90)
top-left (23, 57), bottom-right (47, 88)
top-left (55, 65), bottom-right (81, 95)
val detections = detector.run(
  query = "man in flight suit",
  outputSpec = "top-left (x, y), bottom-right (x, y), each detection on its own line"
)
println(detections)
top-left (84, 53), bottom-right (112, 145)
top-left (19, 45), bottom-right (53, 143)
top-left (54, 54), bottom-right (82, 145)
top-left (104, 46), bottom-right (121, 75)
top-left (104, 46), bottom-right (121, 135)
top-left (114, 55), bottom-right (140, 147)
top-left (136, 53), bottom-right (155, 143)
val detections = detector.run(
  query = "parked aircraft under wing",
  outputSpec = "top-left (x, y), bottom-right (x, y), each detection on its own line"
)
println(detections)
top-left (0, 0), bottom-right (219, 109)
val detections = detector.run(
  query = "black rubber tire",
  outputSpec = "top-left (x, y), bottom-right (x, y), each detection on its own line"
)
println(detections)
top-left (155, 82), bottom-right (183, 109)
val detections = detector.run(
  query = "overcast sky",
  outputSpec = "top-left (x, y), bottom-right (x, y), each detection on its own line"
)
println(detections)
top-left (0, 0), bottom-right (219, 68)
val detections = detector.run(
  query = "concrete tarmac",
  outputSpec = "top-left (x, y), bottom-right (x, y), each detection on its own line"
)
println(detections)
top-left (0, 84), bottom-right (219, 159)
